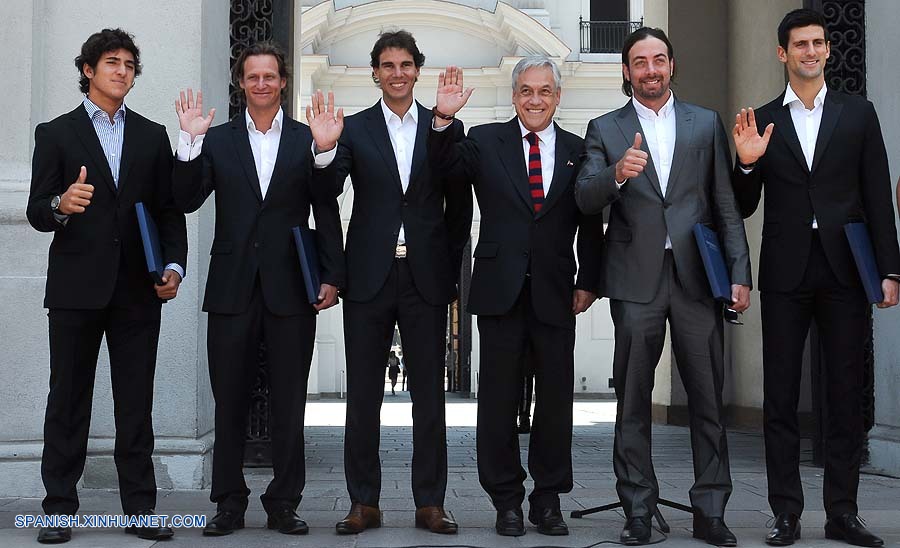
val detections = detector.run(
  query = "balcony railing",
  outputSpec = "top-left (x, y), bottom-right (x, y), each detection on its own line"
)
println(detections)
top-left (579, 18), bottom-right (643, 54)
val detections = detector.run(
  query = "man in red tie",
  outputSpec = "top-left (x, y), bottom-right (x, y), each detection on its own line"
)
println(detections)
top-left (427, 57), bottom-right (604, 537)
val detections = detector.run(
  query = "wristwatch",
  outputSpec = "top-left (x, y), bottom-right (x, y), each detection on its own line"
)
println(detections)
top-left (50, 195), bottom-right (61, 213)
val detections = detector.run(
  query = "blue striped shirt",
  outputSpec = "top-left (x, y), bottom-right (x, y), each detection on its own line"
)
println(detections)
top-left (82, 96), bottom-right (125, 187)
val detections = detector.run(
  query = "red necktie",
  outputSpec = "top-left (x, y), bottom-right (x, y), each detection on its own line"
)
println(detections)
top-left (525, 132), bottom-right (545, 213)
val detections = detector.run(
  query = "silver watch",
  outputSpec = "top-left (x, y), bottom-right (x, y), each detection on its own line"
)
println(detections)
top-left (50, 195), bottom-right (61, 212)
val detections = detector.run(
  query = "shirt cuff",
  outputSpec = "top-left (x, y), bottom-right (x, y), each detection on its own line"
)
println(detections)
top-left (164, 263), bottom-right (185, 280)
top-left (432, 120), bottom-right (451, 132)
top-left (616, 179), bottom-right (628, 190)
top-left (312, 142), bottom-right (337, 168)
top-left (739, 166), bottom-right (754, 174)
top-left (53, 211), bottom-right (70, 226)
top-left (176, 131), bottom-right (205, 161)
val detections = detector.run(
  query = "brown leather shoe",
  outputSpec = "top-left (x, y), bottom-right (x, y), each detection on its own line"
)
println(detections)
top-left (335, 503), bottom-right (381, 534)
top-left (415, 506), bottom-right (458, 534)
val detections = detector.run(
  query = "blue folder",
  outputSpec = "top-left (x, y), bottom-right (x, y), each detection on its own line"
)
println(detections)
top-left (135, 202), bottom-right (165, 284)
top-left (292, 226), bottom-right (322, 304)
top-left (844, 222), bottom-right (884, 304)
top-left (693, 223), bottom-right (732, 303)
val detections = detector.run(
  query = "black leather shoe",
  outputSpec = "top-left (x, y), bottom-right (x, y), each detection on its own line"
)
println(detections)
top-left (693, 516), bottom-right (737, 546)
top-left (202, 510), bottom-right (245, 536)
top-left (766, 513), bottom-right (801, 546)
top-left (620, 516), bottom-right (652, 546)
top-left (124, 509), bottom-right (174, 540)
top-left (528, 505), bottom-right (568, 536)
top-left (37, 526), bottom-right (71, 544)
top-left (495, 507), bottom-right (525, 537)
top-left (266, 508), bottom-right (309, 535)
top-left (825, 514), bottom-right (884, 547)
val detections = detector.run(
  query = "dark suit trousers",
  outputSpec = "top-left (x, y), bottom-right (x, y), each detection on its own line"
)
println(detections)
top-left (761, 232), bottom-right (868, 518)
top-left (207, 277), bottom-right (315, 514)
top-left (343, 258), bottom-right (448, 508)
top-left (610, 252), bottom-right (732, 519)
top-left (42, 266), bottom-right (162, 516)
top-left (476, 280), bottom-right (575, 511)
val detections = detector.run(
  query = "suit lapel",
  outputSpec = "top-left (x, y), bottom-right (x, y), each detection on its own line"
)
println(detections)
top-left (231, 113), bottom-right (263, 203)
top-left (810, 93), bottom-right (842, 175)
top-left (70, 106), bottom-right (116, 194)
top-left (497, 118), bottom-right (534, 212)
top-left (407, 102), bottom-right (430, 190)
top-left (364, 102), bottom-right (403, 192)
top-left (116, 110), bottom-right (140, 199)
top-left (536, 123), bottom-right (575, 219)
top-left (771, 102), bottom-right (809, 174)
top-left (614, 102), bottom-right (663, 199)
top-left (665, 100), bottom-right (694, 198)
top-left (263, 116), bottom-right (299, 205)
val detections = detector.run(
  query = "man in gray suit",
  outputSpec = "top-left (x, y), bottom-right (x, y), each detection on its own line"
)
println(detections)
top-left (575, 28), bottom-right (751, 547)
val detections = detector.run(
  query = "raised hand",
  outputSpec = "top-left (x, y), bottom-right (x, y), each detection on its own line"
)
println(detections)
top-left (435, 66), bottom-right (474, 121)
top-left (175, 88), bottom-right (215, 140)
top-left (58, 166), bottom-right (93, 215)
top-left (733, 107), bottom-right (773, 166)
top-left (615, 133), bottom-right (648, 183)
top-left (306, 89), bottom-right (344, 153)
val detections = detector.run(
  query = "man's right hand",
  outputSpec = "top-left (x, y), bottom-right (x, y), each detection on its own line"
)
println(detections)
top-left (434, 65), bottom-right (474, 127)
top-left (58, 166), bottom-right (93, 215)
top-left (175, 88), bottom-right (215, 140)
top-left (615, 133), bottom-right (648, 183)
top-left (733, 107), bottom-right (773, 166)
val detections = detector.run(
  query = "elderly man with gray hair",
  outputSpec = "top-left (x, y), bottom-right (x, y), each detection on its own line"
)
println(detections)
top-left (427, 56), bottom-right (604, 537)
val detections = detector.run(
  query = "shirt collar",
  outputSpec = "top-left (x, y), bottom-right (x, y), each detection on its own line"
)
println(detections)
top-left (380, 98), bottom-right (418, 125)
top-left (783, 82), bottom-right (827, 109)
top-left (518, 119), bottom-right (556, 146)
top-left (246, 107), bottom-right (284, 133)
top-left (632, 90), bottom-right (675, 121)
top-left (83, 96), bottom-right (126, 121)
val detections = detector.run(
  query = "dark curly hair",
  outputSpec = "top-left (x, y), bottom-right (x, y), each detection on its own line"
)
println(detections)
top-left (620, 27), bottom-right (674, 98)
top-left (75, 28), bottom-right (142, 94)
top-left (370, 30), bottom-right (425, 85)
top-left (232, 41), bottom-right (290, 102)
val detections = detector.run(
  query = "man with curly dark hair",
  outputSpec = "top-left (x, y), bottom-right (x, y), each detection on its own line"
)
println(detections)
top-left (27, 28), bottom-right (186, 544)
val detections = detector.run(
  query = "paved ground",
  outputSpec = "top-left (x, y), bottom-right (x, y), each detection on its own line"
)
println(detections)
top-left (3, 395), bottom-right (900, 547)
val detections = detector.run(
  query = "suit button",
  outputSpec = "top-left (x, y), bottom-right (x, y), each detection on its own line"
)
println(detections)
top-left (253, 242), bottom-right (260, 248)
top-left (663, 202), bottom-right (671, 209)
top-left (402, 200), bottom-right (408, 207)
top-left (522, 251), bottom-right (529, 257)
top-left (113, 238), bottom-right (120, 245)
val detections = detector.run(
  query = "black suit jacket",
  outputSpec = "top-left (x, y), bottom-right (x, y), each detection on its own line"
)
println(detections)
top-left (27, 104), bottom-right (187, 309)
top-left (733, 90), bottom-right (900, 292)
top-left (428, 117), bottom-right (604, 330)
top-left (333, 101), bottom-right (473, 305)
top-left (172, 112), bottom-right (344, 316)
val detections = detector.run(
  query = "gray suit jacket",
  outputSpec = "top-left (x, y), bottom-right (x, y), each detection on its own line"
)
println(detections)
top-left (575, 98), bottom-right (751, 303)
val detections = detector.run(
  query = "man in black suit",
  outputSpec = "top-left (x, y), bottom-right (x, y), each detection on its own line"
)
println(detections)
top-left (428, 57), bottom-right (604, 537)
top-left (732, 9), bottom-right (900, 547)
top-left (332, 30), bottom-right (471, 535)
top-left (172, 42), bottom-right (345, 536)
top-left (27, 28), bottom-right (187, 544)
top-left (576, 28), bottom-right (751, 546)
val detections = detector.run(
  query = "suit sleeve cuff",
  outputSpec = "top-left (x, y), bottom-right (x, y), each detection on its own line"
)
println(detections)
top-left (164, 263), bottom-right (186, 280)
top-left (312, 142), bottom-right (337, 168)
top-left (176, 131), bottom-right (205, 161)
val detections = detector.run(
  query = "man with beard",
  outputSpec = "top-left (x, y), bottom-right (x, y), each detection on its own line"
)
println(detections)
top-left (732, 9), bottom-right (900, 547)
top-left (576, 28), bottom-right (751, 546)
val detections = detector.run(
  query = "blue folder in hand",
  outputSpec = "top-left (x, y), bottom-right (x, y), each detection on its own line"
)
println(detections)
top-left (844, 222), bottom-right (884, 304)
top-left (135, 202), bottom-right (165, 284)
top-left (693, 223), bottom-right (732, 303)
top-left (292, 226), bottom-right (322, 304)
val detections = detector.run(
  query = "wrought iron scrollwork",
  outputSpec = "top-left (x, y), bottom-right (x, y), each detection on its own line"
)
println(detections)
top-left (820, 1), bottom-right (866, 96)
top-left (229, 0), bottom-right (275, 118)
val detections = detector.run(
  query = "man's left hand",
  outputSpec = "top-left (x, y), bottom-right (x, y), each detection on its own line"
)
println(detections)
top-left (155, 269), bottom-right (182, 300)
top-left (877, 278), bottom-right (899, 308)
top-left (730, 284), bottom-right (751, 312)
top-left (572, 289), bottom-right (597, 315)
top-left (314, 283), bottom-right (339, 312)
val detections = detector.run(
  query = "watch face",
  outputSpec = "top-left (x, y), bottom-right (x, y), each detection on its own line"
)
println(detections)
top-left (51, 195), bottom-right (60, 210)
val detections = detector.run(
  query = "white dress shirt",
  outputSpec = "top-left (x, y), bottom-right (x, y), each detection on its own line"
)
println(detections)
top-left (518, 119), bottom-right (556, 196)
top-left (784, 82), bottom-right (827, 228)
top-left (381, 99), bottom-right (418, 245)
top-left (632, 91), bottom-right (676, 248)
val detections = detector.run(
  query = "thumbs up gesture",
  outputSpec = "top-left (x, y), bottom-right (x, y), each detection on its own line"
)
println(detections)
top-left (615, 132), bottom-right (648, 183)
top-left (58, 166), bottom-right (94, 215)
